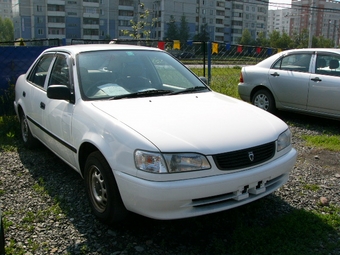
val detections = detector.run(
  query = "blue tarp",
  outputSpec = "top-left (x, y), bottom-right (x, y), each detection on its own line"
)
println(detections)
top-left (0, 46), bottom-right (50, 95)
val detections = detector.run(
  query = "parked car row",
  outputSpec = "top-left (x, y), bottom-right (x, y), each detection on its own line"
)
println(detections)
top-left (14, 44), bottom-right (296, 224)
top-left (238, 48), bottom-right (340, 120)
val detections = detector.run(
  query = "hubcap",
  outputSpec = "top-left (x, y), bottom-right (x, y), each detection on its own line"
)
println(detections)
top-left (21, 116), bottom-right (29, 142)
top-left (254, 94), bottom-right (269, 110)
top-left (89, 165), bottom-right (107, 213)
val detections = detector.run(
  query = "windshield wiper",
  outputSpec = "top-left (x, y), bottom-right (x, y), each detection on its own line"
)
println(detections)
top-left (109, 89), bottom-right (172, 100)
top-left (170, 86), bottom-right (209, 95)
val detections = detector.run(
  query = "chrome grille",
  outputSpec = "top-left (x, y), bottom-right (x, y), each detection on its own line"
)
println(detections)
top-left (213, 142), bottom-right (275, 170)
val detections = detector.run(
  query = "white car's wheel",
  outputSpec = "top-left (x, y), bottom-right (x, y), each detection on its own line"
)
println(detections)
top-left (20, 111), bottom-right (38, 149)
top-left (84, 151), bottom-right (127, 224)
top-left (252, 89), bottom-right (276, 113)
top-left (0, 216), bottom-right (5, 255)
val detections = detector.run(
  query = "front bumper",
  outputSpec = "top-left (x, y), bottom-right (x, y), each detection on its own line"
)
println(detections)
top-left (115, 148), bottom-right (297, 220)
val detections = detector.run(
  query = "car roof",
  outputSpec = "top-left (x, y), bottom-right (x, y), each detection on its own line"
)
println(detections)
top-left (256, 48), bottom-right (340, 67)
top-left (281, 48), bottom-right (340, 54)
top-left (42, 44), bottom-right (163, 56)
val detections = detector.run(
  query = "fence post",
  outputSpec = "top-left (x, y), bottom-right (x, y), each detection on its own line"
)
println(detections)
top-left (207, 41), bottom-right (211, 84)
top-left (202, 41), bottom-right (206, 78)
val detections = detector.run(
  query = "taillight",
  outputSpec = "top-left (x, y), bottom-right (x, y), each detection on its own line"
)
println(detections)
top-left (239, 72), bottom-right (244, 83)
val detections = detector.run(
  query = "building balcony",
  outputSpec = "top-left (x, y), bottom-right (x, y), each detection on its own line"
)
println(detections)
top-left (83, 13), bottom-right (99, 18)
top-left (83, 35), bottom-right (99, 40)
top-left (83, 24), bottom-right (99, 29)
top-left (83, 1), bottom-right (99, 7)
top-left (47, 22), bottom-right (66, 28)
top-left (118, 5), bottom-right (134, 11)
top-left (47, 34), bottom-right (65, 39)
top-left (47, 11), bottom-right (65, 16)
top-left (47, 0), bottom-right (65, 5)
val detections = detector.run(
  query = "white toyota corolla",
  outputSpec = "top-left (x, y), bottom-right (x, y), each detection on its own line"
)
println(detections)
top-left (14, 44), bottom-right (297, 224)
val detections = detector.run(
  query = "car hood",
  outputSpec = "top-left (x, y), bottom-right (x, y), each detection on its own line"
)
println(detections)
top-left (91, 92), bottom-right (288, 154)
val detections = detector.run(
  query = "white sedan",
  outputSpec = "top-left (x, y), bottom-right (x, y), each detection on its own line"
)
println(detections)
top-left (14, 44), bottom-right (297, 224)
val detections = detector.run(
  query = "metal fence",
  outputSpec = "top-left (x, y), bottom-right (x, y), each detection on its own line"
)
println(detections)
top-left (0, 38), bottom-right (282, 114)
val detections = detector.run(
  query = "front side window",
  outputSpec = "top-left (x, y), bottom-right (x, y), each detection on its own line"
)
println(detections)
top-left (272, 53), bottom-right (312, 73)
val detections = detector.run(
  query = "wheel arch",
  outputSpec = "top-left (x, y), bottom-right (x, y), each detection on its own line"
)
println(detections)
top-left (250, 86), bottom-right (276, 107)
top-left (78, 142), bottom-right (101, 177)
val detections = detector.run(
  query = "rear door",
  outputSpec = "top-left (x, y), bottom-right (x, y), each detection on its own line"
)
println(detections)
top-left (308, 53), bottom-right (340, 117)
top-left (268, 52), bottom-right (312, 110)
top-left (25, 53), bottom-right (55, 142)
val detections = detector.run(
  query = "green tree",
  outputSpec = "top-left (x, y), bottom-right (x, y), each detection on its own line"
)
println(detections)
top-left (313, 35), bottom-right (334, 48)
top-left (194, 23), bottom-right (210, 42)
top-left (291, 29), bottom-right (309, 48)
top-left (178, 14), bottom-right (190, 44)
top-left (121, 2), bottom-right (157, 40)
top-left (0, 17), bottom-right (14, 42)
top-left (278, 31), bottom-right (292, 49)
top-left (239, 29), bottom-right (255, 45)
top-left (268, 30), bottom-right (281, 48)
top-left (255, 31), bottom-right (269, 47)
top-left (165, 15), bottom-right (178, 40)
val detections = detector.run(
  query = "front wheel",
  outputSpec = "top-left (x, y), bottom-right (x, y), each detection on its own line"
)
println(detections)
top-left (252, 89), bottom-right (276, 114)
top-left (84, 151), bottom-right (127, 224)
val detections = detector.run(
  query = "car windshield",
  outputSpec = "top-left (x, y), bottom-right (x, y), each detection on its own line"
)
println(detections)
top-left (77, 50), bottom-right (209, 100)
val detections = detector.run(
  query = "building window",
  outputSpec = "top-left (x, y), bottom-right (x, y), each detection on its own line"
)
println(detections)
top-left (37, 5), bottom-right (42, 12)
top-left (38, 28), bottom-right (43, 35)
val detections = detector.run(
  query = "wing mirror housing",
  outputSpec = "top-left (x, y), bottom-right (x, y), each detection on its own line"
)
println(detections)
top-left (47, 85), bottom-right (75, 103)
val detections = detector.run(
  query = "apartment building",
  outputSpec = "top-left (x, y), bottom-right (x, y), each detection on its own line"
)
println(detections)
top-left (11, 0), bottom-right (268, 44)
top-left (290, 0), bottom-right (340, 46)
top-left (267, 8), bottom-right (291, 35)
top-left (0, 0), bottom-right (12, 19)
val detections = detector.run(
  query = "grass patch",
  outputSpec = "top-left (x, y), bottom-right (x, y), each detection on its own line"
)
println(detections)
top-left (302, 134), bottom-right (340, 151)
top-left (191, 66), bottom-right (241, 98)
top-left (303, 183), bottom-right (320, 191)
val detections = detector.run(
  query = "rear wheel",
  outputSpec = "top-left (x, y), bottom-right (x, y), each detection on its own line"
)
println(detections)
top-left (0, 217), bottom-right (5, 255)
top-left (84, 151), bottom-right (127, 224)
top-left (252, 89), bottom-right (276, 114)
top-left (20, 111), bottom-right (38, 149)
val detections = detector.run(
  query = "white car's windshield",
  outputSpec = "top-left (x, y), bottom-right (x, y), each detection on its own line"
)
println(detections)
top-left (77, 50), bottom-right (208, 100)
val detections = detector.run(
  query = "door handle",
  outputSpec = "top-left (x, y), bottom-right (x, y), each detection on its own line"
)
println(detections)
top-left (311, 77), bottom-right (322, 82)
top-left (270, 72), bottom-right (280, 77)
top-left (40, 102), bottom-right (45, 109)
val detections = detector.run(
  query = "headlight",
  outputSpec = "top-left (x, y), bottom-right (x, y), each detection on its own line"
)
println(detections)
top-left (277, 129), bottom-right (292, 152)
top-left (135, 150), bottom-right (211, 173)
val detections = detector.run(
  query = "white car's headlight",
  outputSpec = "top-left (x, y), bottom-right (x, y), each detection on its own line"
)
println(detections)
top-left (135, 150), bottom-right (211, 173)
top-left (277, 129), bottom-right (292, 152)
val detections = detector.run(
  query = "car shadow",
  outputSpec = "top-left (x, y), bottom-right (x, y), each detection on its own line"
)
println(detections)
top-left (14, 142), bottom-right (339, 255)
top-left (276, 110), bottom-right (340, 134)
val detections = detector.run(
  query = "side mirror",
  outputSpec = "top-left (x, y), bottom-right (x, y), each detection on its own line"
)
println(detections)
top-left (47, 85), bottom-right (73, 102)
top-left (199, 76), bottom-right (208, 85)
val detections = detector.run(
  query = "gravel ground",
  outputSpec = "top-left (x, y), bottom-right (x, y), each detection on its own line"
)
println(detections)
top-left (0, 112), bottom-right (339, 255)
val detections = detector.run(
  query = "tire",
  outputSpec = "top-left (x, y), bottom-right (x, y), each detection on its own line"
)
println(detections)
top-left (84, 151), bottom-right (127, 224)
top-left (20, 111), bottom-right (38, 149)
top-left (252, 89), bottom-right (276, 114)
top-left (0, 217), bottom-right (5, 255)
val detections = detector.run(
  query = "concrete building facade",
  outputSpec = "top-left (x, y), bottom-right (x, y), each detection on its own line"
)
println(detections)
top-left (10, 0), bottom-right (269, 44)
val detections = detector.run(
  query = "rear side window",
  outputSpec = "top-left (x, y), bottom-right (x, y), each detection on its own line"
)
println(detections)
top-left (27, 54), bottom-right (54, 88)
top-left (272, 53), bottom-right (312, 73)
